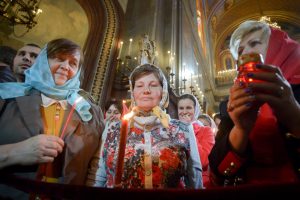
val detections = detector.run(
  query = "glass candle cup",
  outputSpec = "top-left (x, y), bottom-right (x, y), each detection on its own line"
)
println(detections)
top-left (237, 53), bottom-right (264, 85)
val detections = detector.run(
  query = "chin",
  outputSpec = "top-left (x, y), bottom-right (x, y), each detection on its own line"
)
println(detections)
top-left (55, 81), bottom-right (66, 86)
top-left (138, 106), bottom-right (154, 112)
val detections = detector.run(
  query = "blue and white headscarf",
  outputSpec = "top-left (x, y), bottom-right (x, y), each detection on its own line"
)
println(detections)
top-left (0, 45), bottom-right (92, 121)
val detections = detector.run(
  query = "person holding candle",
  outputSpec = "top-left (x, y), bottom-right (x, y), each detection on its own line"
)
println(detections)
top-left (177, 94), bottom-right (215, 188)
top-left (0, 38), bottom-right (104, 199)
top-left (86, 64), bottom-right (203, 189)
top-left (209, 20), bottom-right (300, 186)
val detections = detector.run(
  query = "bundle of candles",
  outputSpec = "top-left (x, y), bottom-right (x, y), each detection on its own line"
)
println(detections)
top-left (60, 96), bottom-right (83, 139)
top-left (37, 96), bottom-right (83, 183)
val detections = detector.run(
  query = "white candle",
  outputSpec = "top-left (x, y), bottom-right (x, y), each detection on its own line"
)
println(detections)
top-left (128, 38), bottom-right (133, 56)
top-left (167, 50), bottom-right (171, 66)
top-left (118, 41), bottom-right (123, 59)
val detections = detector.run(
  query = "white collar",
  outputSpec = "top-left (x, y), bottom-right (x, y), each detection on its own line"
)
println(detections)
top-left (41, 93), bottom-right (68, 110)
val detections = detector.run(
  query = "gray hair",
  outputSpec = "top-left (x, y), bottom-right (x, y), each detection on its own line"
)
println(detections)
top-left (230, 20), bottom-right (271, 60)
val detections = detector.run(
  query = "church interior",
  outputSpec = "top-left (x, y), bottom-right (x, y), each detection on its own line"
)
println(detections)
top-left (1, 0), bottom-right (300, 198)
top-left (1, 0), bottom-right (300, 117)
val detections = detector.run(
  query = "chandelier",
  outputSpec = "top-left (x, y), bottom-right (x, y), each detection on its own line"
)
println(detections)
top-left (259, 16), bottom-right (281, 29)
top-left (0, 0), bottom-right (42, 30)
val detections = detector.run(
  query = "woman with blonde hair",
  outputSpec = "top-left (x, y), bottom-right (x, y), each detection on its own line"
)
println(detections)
top-left (209, 20), bottom-right (300, 186)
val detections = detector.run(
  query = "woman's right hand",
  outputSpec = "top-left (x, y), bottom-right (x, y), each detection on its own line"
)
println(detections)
top-left (227, 81), bottom-right (259, 133)
top-left (16, 134), bottom-right (64, 165)
top-left (179, 114), bottom-right (192, 123)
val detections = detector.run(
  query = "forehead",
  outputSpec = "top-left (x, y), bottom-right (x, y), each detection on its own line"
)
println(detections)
top-left (60, 50), bottom-right (80, 57)
top-left (178, 98), bottom-right (194, 106)
top-left (56, 51), bottom-right (81, 61)
top-left (199, 118), bottom-right (210, 125)
top-left (18, 45), bottom-right (41, 54)
top-left (135, 73), bottom-right (159, 82)
top-left (108, 104), bottom-right (118, 110)
top-left (240, 29), bottom-right (264, 46)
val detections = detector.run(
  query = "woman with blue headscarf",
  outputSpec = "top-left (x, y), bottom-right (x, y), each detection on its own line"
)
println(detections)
top-left (0, 38), bottom-right (104, 199)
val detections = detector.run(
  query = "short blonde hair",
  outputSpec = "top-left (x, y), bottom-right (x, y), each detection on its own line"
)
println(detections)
top-left (230, 20), bottom-right (271, 60)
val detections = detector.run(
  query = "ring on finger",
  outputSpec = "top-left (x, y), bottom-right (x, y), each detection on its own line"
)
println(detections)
top-left (277, 86), bottom-right (284, 97)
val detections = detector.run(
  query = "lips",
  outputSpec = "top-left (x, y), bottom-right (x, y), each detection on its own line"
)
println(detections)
top-left (140, 97), bottom-right (152, 101)
top-left (55, 72), bottom-right (68, 77)
top-left (19, 63), bottom-right (30, 70)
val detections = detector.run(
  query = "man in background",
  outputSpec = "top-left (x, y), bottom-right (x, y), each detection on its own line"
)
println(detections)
top-left (0, 45), bottom-right (17, 82)
top-left (13, 43), bottom-right (41, 82)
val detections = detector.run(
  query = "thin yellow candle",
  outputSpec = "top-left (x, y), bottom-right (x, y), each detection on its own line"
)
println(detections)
top-left (128, 38), bottom-right (133, 56)
top-left (118, 41), bottom-right (123, 59)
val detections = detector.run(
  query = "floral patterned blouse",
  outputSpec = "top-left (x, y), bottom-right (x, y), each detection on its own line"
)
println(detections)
top-left (87, 118), bottom-right (203, 189)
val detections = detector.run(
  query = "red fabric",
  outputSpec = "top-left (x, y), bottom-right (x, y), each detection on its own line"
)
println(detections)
top-left (192, 123), bottom-right (215, 187)
top-left (218, 151), bottom-right (245, 176)
top-left (247, 104), bottom-right (298, 184)
top-left (265, 28), bottom-right (300, 84)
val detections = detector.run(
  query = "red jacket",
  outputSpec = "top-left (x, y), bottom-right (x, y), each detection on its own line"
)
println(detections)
top-left (192, 122), bottom-right (215, 187)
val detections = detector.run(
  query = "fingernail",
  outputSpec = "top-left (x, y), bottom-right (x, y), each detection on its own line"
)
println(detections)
top-left (246, 102), bottom-right (252, 107)
top-left (247, 73), bottom-right (254, 77)
top-left (244, 88), bottom-right (252, 93)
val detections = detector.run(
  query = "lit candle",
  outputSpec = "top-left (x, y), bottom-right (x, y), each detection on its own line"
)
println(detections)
top-left (60, 97), bottom-right (83, 139)
top-left (167, 50), bottom-right (171, 66)
top-left (114, 112), bottom-right (133, 187)
top-left (128, 38), bottom-right (133, 56)
top-left (118, 41), bottom-right (123, 59)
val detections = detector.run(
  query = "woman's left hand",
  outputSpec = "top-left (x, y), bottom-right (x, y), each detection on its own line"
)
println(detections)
top-left (247, 64), bottom-right (300, 135)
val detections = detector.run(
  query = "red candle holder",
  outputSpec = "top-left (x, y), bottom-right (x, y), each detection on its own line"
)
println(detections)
top-left (237, 53), bottom-right (264, 85)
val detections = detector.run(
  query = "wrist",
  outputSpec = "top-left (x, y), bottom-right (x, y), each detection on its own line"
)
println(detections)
top-left (229, 126), bottom-right (250, 154)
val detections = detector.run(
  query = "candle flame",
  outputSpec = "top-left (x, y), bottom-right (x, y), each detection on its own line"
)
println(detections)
top-left (123, 111), bottom-right (134, 120)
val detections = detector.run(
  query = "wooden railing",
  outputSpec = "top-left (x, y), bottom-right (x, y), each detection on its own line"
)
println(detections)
top-left (1, 174), bottom-right (299, 200)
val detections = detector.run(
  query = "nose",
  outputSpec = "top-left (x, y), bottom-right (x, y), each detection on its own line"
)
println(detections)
top-left (22, 53), bottom-right (30, 62)
top-left (143, 86), bottom-right (151, 94)
top-left (59, 60), bottom-right (70, 71)
top-left (180, 109), bottom-right (187, 114)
